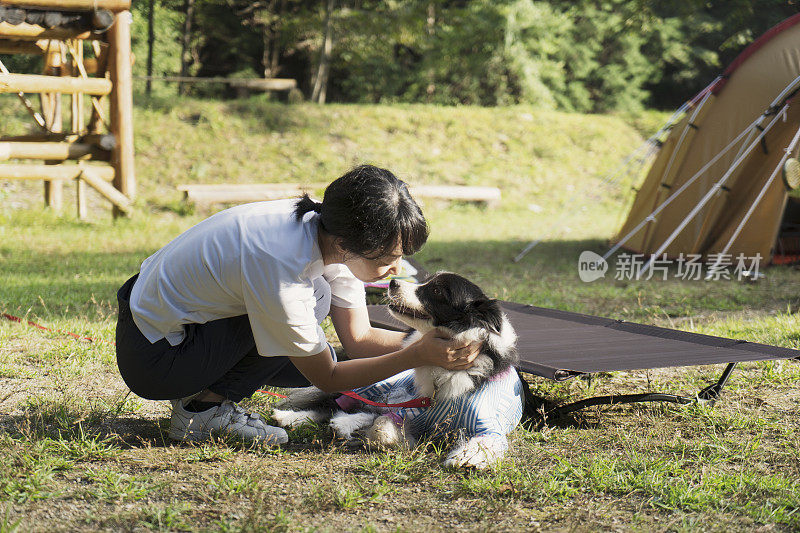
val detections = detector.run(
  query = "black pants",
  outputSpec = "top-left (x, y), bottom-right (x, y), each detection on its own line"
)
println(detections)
top-left (115, 274), bottom-right (312, 402)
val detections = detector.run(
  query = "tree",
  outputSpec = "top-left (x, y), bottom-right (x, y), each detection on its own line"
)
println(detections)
top-left (178, 0), bottom-right (196, 95)
top-left (311, 0), bottom-right (335, 103)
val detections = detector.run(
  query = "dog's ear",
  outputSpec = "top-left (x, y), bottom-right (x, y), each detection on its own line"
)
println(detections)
top-left (470, 298), bottom-right (503, 334)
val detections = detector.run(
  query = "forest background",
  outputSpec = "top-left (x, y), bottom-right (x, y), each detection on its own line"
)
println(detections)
top-left (7, 0), bottom-right (800, 111)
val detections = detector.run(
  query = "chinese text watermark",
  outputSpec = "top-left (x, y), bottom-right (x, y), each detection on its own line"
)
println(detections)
top-left (578, 252), bottom-right (762, 282)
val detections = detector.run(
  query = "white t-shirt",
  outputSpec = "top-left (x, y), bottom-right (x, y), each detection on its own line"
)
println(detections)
top-left (129, 199), bottom-right (366, 357)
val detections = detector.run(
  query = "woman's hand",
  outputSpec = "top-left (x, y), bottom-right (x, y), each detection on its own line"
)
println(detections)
top-left (410, 329), bottom-right (483, 370)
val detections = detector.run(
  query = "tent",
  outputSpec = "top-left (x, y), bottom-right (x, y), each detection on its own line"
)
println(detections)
top-left (612, 14), bottom-right (800, 267)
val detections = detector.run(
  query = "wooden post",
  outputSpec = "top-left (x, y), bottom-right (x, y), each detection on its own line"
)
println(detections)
top-left (76, 177), bottom-right (88, 219)
top-left (88, 41), bottom-right (109, 134)
top-left (108, 10), bottom-right (135, 217)
top-left (70, 39), bottom-right (84, 134)
top-left (43, 42), bottom-right (63, 211)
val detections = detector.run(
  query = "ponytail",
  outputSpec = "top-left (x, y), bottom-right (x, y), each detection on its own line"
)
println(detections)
top-left (293, 193), bottom-right (323, 221)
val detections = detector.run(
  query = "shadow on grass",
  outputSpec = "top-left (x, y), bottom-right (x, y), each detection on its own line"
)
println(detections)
top-left (2, 248), bottom-right (150, 318)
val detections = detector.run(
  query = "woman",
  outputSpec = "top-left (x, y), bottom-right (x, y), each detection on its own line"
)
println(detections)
top-left (115, 165), bottom-right (480, 444)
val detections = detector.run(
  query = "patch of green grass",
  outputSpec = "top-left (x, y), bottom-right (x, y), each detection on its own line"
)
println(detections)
top-left (184, 443), bottom-right (234, 464)
top-left (210, 466), bottom-right (260, 496)
top-left (135, 503), bottom-right (192, 532)
top-left (0, 436), bottom-right (74, 503)
top-left (19, 394), bottom-right (115, 440)
top-left (356, 445), bottom-right (443, 484)
top-left (454, 452), bottom-right (800, 526)
top-left (86, 467), bottom-right (159, 503)
top-left (308, 480), bottom-right (394, 511)
top-left (0, 363), bottom-right (35, 379)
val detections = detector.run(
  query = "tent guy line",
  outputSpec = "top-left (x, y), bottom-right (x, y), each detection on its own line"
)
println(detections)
top-left (638, 100), bottom-right (794, 276)
top-left (604, 99), bottom-right (791, 264)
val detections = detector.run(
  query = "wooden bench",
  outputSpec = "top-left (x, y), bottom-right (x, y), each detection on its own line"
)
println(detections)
top-left (177, 183), bottom-right (502, 207)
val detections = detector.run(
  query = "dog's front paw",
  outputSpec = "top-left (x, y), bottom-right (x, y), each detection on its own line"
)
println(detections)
top-left (271, 408), bottom-right (327, 428)
top-left (329, 411), bottom-right (378, 440)
top-left (443, 435), bottom-right (507, 470)
top-left (364, 415), bottom-right (405, 448)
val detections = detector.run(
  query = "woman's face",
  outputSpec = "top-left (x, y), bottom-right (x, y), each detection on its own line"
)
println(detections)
top-left (344, 244), bottom-right (404, 283)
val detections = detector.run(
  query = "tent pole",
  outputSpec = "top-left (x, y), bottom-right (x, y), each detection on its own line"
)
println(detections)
top-left (659, 89), bottom-right (714, 188)
top-left (639, 89), bottom-right (715, 252)
top-left (639, 103), bottom-right (791, 276)
top-left (708, 123), bottom-right (800, 270)
top-left (686, 106), bottom-right (788, 255)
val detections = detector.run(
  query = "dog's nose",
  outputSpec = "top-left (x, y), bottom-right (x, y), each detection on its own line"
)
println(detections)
top-left (389, 279), bottom-right (399, 290)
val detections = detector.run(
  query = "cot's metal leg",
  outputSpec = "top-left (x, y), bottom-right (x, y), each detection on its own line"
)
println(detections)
top-left (696, 362), bottom-right (737, 404)
top-left (521, 362), bottom-right (738, 423)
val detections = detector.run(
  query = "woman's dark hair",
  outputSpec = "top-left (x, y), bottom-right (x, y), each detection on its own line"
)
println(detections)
top-left (295, 165), bottom-right (428, 258)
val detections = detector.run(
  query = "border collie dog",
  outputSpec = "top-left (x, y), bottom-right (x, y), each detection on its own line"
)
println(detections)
top-left (271, 272), bottom-right (524, 469)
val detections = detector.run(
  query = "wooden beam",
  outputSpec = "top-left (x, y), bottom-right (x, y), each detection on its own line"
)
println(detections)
top-left (0, 142), bottom-right (109, 161)
top-left (0, 73), bottom-right (111, 95)
top-left (0, 133), bottom-right (116, 150)
top-left (108, 10), bottom-right (135, 217)
top-left (0, 39), bottom-right (45, 55)
top-left (0, 22), bottom-right (91, 41)
top-left (79, 167), bottom-right (131, 214)
top-left (0, 0), bottom-right (131, 12)
top-left (0, 163), bottom-right (114, 181)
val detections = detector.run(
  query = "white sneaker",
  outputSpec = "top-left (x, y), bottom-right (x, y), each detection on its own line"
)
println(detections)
top-left (168, 399), bottom-right (288, 445)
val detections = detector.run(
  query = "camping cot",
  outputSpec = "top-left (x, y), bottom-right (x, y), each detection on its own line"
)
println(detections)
top-left (367, 261), bottom-right (800, 420)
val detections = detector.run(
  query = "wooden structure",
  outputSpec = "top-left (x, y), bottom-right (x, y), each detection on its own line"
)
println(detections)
top-left (0, 0), bottom-right (134, 217)
top-left (178, 183), bottom-right (503, 208)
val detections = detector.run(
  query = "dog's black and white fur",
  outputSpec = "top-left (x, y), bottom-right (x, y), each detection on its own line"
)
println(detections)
top-left (271, 272), bottom-right (523, 469)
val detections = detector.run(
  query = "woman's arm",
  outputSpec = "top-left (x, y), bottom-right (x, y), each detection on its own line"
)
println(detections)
top-left (289, 329), bottom-right (479, 393)
top-left (329, 305), bottom-right (408, 358)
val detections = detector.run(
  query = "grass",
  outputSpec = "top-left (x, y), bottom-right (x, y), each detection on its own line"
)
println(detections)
top-left (0, 94), bottom-right (799, 531)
